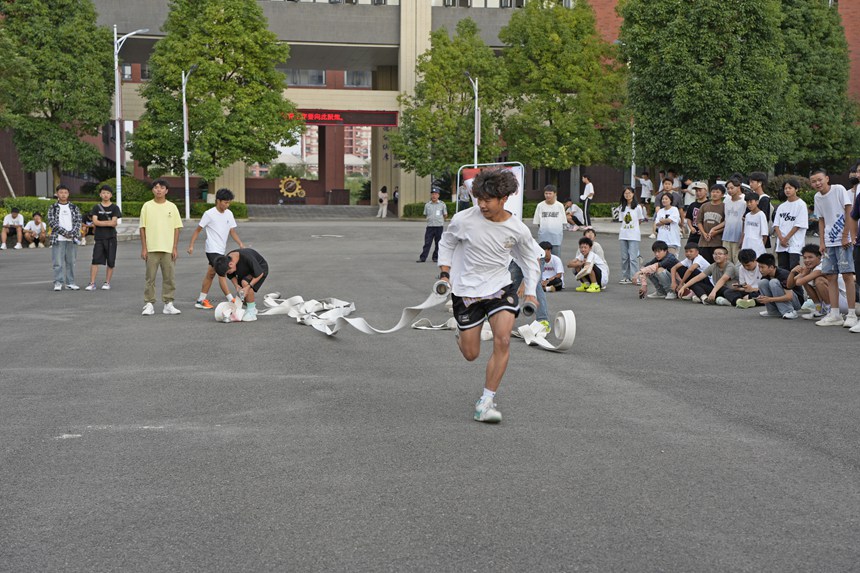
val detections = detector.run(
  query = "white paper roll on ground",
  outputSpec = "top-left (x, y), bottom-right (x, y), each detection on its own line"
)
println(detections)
top-left (516, 310), bottom-right (576, 352)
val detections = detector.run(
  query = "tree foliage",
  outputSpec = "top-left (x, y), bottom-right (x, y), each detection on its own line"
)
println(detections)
top-left (388, 19), bottom-right (507, 179)
top-left (0, 0), bottom-right (113, 188)
top-left (129, 0), bottom-right (304, 182)
top-left (780, 0), bottom-right (859, 171)
top-left (619, 0), bottom-right (790, 179)
top-left (500, 0), bottom-right (627, 170)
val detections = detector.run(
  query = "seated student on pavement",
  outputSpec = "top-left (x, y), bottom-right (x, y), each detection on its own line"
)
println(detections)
top-left (538, 241), bottom-right (565, 292)
top-left (671, 242), bottom-right (711, 302)
top-left (683, 246), bottom-right (737, 306)
top-left (732, 248), bottom-right (763, 309)
top-left (756, 253), bottom-right (804, 319)
top-left (1, 206), bottom-right (25, 249)
top-left (568, 236), bottom-right (608, 293)
top-left (23, 212), bottom-right (48, 248)
top-left (633, 240), bottom-right (680, 300)
top-left (788, 243), bottom-right (848, 320)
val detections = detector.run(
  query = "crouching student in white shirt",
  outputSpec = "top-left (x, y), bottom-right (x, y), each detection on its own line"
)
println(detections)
top-left (567, 236), bottom-right (609, 293)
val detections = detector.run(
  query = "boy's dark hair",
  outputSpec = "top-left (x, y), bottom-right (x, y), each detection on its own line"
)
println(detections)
top-left (539, 241), bottom-right (553, 250)
top-left (727, 175), bottom-right (743, 188)
top-left (652, 240), bottom-right (669, 252)
top-left (215, 188), bottom-right (234, 202)
top-left (213, 255), bottom-right (230, 277)
top-left (151, 179), bottom-right (169, 190)
top-left (809, 167), bottom-right (827, 178)
top-left (578, 237), bottom-right (593, 247)
top-left (641, 171), bottom-right (649, 176)
top-left (714, 246), bottom-right (728, 254)
top-left (738, 249), bottom-right (758, 264)
top-left (581, 173), bottom-right (590, 181)
top-left (744, 192), bottom-right (759, 202)
top-left (783, 178), bottom-right (802, 191)
top-left (801, 244), bottom-right (821, 256)
top-left (757, 253), bottom-right (776, 267)
top-left (32, 211), bottom-right (42, 218)
top-left (472, 168), bottom-right (517, 199)
top-left (663, 178), bottom-right (674, 185)
top-left (99, 184), bottom-right (113, 193)
top-left (748, 171), bottom-right (767, 185)
top-left (543, 184), bottom-right (557, 193)
top-left (710, 184), bottom-right (726, 194)
top-left (56, 184), bottom-right (69, 193)
top-left (684, 242), bottom-right (699, 251)
top-left (583, 228), bottom-right (597, 236)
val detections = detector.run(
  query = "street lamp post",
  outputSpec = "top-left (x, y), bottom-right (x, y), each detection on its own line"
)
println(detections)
top-left (465, 71), bottom-right (479, 167)
top-left (113, 25), bottom-right (148, 212)
top-left (181, 64), bottom-right (199, 221)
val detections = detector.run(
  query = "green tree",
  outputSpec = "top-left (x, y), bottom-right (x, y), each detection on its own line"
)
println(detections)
top-left (619, 0), bottom-right (790, 178)
top-left (129, 0), bottom-right (304, 182)
top-left (0, 0), bottom-right (113, 188)
top-left (780, 0), bottom-right (859, 172)
top-left (268, 162), bottom-right (309, 180)
top-left (500, 0), bottom-right (627, 171)
top-left (388, 19), bottom-right (507, 180)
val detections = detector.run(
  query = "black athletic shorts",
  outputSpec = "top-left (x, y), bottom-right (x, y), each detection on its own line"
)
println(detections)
top-left (451, 282), bottom-right (519, 330)
top-left (206, 252), bottom-right (222, 267)
top-left (91, 237), bottom-right (117, 268)
top-left (236, 273), bottom-right (267, 292)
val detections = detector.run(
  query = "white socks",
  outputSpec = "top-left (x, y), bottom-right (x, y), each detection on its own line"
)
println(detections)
top-left (482, 388), bottom-right (496, 400)
top-left (199, 292), bottom-right (207, 301)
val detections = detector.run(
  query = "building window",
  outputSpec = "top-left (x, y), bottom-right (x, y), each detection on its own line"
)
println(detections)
top-left (121, 64), bottom-right (132, 81)
top-left (286, 69), bottom-right (326, 87)
top-left (345, 70), bottom-right (372, 88)
top-left (140, 63), bottom-right (151, 80)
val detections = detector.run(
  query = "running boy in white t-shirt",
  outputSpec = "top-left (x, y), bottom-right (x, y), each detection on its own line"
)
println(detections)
top-left (437, 168), bottom-right (540, 424)
top-left (187, 188), bottom-right (244, 309)
top-left (739, 193), bottom-right (768, 258)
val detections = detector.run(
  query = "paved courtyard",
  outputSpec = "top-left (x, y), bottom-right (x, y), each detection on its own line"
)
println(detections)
top-left (1, 219), bottom-right (858, 572)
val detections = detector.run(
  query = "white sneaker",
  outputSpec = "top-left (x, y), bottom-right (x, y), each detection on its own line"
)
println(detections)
top-left (646, 292), bottom-right (664, 299)
top-left (241, 308), bottom-right (258, 322)
top-left (665, 292), bottom-right (677, 300)
top-left (849, 321), bottom-right (860, 333)
top-left (760, 310), bottom-right (779, 317)
top-left (84, 283), bottom-right (96, 291)
top-left (28, 243), bottom-right (35, 249)
top-left (38, 242), bottom-right (45, 248)
top-left (0, 244), bottom-right (6, 250)
top-left (803, 309), bottom-right (827, 320)
top-left (782, 311), bottom-right (799, 320)
top-left (162, 302), bottom-right (181, 315)
top-left (715, 296), bottom-right (731, 306)
top-left (65, 284), bottom-right (80, 290)
top-left (14, 243), bottom-right (22, 249)
top-left (842, 315), bottom-right (858, 329)
top-left (53, 282), bottom-right (62, 291)
top-left (816, 314), bottom-right (844, 327)
top-left (691, 295), bottom-right (701, 303)
top-left (80, 237), bottom-right (86, 246)
top-left (474, 395), bottom-right (501, 423)
top-left (799, 299), bottom-right (816, 314)
top-left (648, 233), bottom-right (656, 239)
top-left (101, 283), bottom-right (111, 290)
top-left (141, 302), bottom-right (155, 316)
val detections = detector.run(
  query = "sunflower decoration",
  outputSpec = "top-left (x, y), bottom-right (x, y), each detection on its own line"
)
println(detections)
top-left (279, 176), bottom-right (306, 198)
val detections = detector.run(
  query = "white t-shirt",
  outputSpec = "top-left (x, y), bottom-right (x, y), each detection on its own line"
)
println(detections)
top-left (813, 184), bottom-right (853, 247)
top-left (438, 207), bottom-right (541, 297)
top-left (566, 203), bottom-right (584, 224)
top-left (680, 254), bottom-right (711, 275)
top-left (655, 206), bottom-right (681, 247)
top-left (591, 240), bottom-right (605, 263)
top-left (580, 182), bottom-right (594, 201)
top-left (56, 204), bottom-right (73, 242)
top-left (639, 179), bottom-right (653, 200)
top-left (737, 263), bottom-right (761, 287)
top-left (541, 254), bottom-right (565, 287)
top-left (575, 250), bottom-right (609, 286)
top-left (2, 214), bottom-right (24, 227)
top-left (618, 205), bottom-right (644, 241)
top-left (198, 207), bottom-right (237, 255)
top-left (532, 201), bottom-right (567, 246)
top-left (772, 199), bottom-right (809, 254)
top-left (741, 210), bottom-right (768, 258)
top-left (722, 197), bottom-right (746, 242)
top-left (24, 220), bottom-right (45, 235)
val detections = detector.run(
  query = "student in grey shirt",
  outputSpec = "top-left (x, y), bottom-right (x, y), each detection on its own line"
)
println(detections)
top-left (417, 188), bottom-right (448, 263)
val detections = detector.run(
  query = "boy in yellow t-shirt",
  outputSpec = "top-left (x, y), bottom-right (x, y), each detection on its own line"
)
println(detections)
top-left (139, 179), bottom-right (184, 316)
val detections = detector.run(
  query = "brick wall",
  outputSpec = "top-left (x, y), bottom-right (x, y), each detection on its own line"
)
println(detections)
top-left (840, 2), bottom-right (860, 101)
top-left (591, 0), bottom-right (622, 44)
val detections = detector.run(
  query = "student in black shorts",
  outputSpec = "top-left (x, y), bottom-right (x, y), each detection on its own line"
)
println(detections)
top-left (213, 248), bottom-right (268, 322)
top-left (85, 185), bottom-right (122, 291)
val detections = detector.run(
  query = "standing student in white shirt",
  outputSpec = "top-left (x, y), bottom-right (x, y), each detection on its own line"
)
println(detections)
top-left (773, 178), bottom-right (808, 270)
top-left (654, 192), bottom-right (681, 254)
top-left (532, 184), bottom-right (567, 257)
top-left (187, 188), bottom-right (244, 310)
top-left (739, 193), bottom-right (768, 258)
top-left (617, 186), bottom-right (645, 284)
top-left (580, 173), bottom-right (595, 228)
top-left (635, 171), bottom-right (653, 218)
top-left (437, 168), bottom-right (540, 424)
top-left (47, 185), bottom-right (82, 290)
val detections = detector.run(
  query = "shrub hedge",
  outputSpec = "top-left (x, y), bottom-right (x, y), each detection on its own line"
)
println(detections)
top-left (403, 201), bottom-right (616, 219)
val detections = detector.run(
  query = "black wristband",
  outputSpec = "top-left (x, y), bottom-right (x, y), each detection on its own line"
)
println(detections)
top-left (439, 271), bottom-right (450, 279)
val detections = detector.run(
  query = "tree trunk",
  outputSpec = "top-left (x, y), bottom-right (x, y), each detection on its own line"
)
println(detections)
top-left (0, 158), bottom-right (15, 198)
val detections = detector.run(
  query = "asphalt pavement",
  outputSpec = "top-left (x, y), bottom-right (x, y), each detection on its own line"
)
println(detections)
top-left (1, 219), bottom-right (858, 572)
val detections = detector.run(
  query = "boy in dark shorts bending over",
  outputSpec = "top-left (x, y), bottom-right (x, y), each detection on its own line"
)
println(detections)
top-left (437, 168), bottom-right (540, 424)
top-left (85, 185), bottom-right (122, 290)
top-left (213, 248), bottom-right (268, 322)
